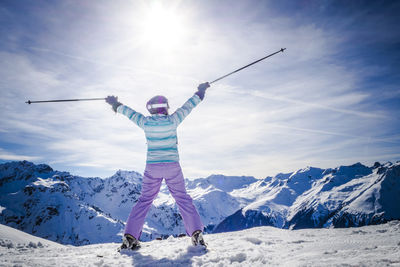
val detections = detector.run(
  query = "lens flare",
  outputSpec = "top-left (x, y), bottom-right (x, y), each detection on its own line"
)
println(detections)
top-left (141, 3), bottom-right (186, 50)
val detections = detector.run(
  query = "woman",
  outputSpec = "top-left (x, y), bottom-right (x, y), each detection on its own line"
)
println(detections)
top-left (106, 82), bottom-right (210, 250)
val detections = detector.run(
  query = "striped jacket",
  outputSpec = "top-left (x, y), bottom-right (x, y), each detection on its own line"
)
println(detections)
top-left (117, 94), bottom-right (202, 164)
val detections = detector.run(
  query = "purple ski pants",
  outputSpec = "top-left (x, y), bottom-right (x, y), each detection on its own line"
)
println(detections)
top-left (124, 162), bottom-right (204, 239)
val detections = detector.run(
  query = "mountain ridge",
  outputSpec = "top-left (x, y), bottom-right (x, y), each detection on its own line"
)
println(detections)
top-left (0, 160), bottom-right (399, 245)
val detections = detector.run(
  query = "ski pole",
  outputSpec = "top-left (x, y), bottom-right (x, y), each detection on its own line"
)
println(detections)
top-left (25, 98), bottom-right (106, 104)
top-left (26, 48), bottom-right (286, 104)
top-left (209, 48), bottom-right (286, 84)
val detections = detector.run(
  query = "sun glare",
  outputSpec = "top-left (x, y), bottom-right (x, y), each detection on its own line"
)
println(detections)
top-left (141, 3), bottom-right (186, 50)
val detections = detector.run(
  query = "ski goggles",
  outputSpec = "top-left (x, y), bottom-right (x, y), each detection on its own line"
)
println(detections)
top-left (147, 103), bottom-right (169, 110)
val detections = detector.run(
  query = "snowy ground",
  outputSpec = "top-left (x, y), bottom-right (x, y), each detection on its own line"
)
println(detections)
top-left (1, 222), bottom-right (400, 267)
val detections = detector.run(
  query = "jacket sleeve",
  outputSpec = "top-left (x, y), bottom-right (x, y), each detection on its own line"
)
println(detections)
top-left (171, 94), bottom-right (202, 126)
top-left (116, 105), bottom-right (145, 129)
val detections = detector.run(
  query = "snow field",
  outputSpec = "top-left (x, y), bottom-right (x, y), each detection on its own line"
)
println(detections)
top-left (1, 221), bottom-right (399, 266)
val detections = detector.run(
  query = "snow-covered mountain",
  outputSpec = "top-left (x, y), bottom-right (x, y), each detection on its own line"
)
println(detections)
top-left (0, 161), bottom-right (141, 245)
top-left (214, 162), bottom-right (400, 233)
top-left (0, 160), bottom-right (399, 246)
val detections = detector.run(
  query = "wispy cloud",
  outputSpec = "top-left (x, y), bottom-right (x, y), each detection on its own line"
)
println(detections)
top-left (0, 148), bottom-right (41, 161)
top-left (0, 1), bottom-right (399, 178)
top-left (251, 90), bottom-right (384, 119)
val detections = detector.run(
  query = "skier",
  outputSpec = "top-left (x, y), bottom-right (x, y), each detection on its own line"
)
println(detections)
top-left (106, 82), bottom-right (210, 250)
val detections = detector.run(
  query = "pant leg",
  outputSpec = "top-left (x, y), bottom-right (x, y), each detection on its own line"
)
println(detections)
top-left (124, 164), bottom-right (162, 239)
top-left (164, 162), bottom-right (204, 236)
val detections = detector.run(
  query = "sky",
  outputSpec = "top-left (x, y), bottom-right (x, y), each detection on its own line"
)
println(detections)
top-left (0, 0), bottom-right (399, 179)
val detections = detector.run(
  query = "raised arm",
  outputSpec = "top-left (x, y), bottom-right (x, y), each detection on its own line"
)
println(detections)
top-left (106, 96), bottom-right (145, 129)
top-left (171, 82), bottom-right (210, 125)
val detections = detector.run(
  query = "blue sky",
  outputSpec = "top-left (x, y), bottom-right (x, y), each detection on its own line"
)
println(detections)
top-left (0, 0), bottom-right (399, 179)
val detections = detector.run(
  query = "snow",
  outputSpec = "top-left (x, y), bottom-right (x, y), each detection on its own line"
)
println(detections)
top-left (33, 177), bottom-right (69, 188)
top-left (1, 221), bottom-right (399, 266)
top-left (0, 224), bottom-right (62, 249)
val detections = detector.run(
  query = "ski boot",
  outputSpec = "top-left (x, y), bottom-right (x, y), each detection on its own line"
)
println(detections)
top-left (118, 233), bottom-right (140, 251)
top-left (191, 230), bottom-right (206, 247)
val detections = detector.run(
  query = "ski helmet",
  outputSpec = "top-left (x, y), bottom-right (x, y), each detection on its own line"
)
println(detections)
top-left (146, 95), bottom-right (169, 115)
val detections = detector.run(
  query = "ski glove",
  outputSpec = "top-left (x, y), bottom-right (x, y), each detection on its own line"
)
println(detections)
top-left (106, 95), bottom-right (122, 112)
top-left (195, 82), bottom-right (210, 100)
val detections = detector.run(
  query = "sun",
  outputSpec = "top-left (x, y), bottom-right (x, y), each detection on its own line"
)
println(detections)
top-left (141, 2), bottom-right (186, 50)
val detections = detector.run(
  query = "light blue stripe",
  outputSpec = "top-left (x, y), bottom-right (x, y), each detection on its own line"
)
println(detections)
top-left (177, 111), bottom-right (183, 122)
top-left (147, 135), bottom-right (176, 141)
top-left (146, 129), bottom-right (176, 133)
top-left (148, 147), bottom-right (177, 151)
top-left (145, 121), bottom-right (173, 126)
top-left (145, 126), bottom-right (175, 132)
